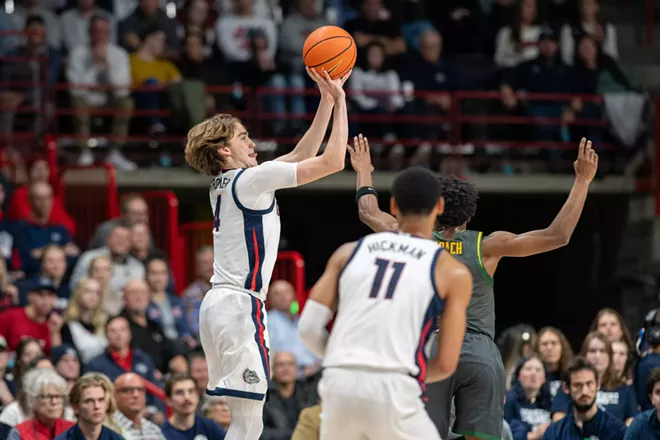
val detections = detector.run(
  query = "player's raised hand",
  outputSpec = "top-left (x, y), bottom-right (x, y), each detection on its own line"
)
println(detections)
top-left (306, 67), bottom-right (352, 101)
top-left (348, 134), bottom-right (374, 173)
top-left (573, 137), bottom-right (598, 183)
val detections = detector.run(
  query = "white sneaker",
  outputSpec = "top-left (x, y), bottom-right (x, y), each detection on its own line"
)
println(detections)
top-left (77, 149), bottom-right (94, 166)
top-left (106, 149), bottom-right (137, 171)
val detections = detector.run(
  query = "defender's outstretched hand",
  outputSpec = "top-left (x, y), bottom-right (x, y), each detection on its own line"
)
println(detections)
top-left (348, 134), bottom-right (374, 173)
top-left (306, 67), bottom-right (352, 101)
top-left (573, 137), bottom-right (598, 183)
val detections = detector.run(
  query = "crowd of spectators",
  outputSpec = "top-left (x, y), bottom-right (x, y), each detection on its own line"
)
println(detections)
top-left (0, 0), bottom-right (647, 173)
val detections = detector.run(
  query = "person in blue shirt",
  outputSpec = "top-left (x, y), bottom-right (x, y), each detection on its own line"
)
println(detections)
top-left (160, 373), bottom-right (226, 440)
top-left (551, 332), bottom-right (638, 425)
top-left (505, 355), bottom-right (553, 440)
top-left (543, 356), bottom-right (627, 440)
top-left (55, 372), bottom-right (125, 440)
top-left (625, 367), bottom-right (660, 439)
top-left (15, 183), bottom-right (79, 275)
top-left (634, 320), bottom-right (660, 411)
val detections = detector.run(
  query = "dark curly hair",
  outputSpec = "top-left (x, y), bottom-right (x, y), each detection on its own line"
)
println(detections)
top-left (435, 175), bottom-right (479, 228)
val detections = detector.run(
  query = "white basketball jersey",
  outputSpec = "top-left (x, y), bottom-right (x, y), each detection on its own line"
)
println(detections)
top-left (208, 161), bottom-right (298, 297)
top-left (323, 232), bottom-right (445, 386)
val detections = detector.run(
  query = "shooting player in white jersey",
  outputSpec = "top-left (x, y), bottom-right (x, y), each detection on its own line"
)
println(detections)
top-left (183, 67), bottom-right (351, 440)
top-left (299, 166), bottom-right (473, 440)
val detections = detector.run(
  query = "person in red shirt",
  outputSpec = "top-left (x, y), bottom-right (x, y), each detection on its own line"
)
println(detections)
top-left (7, 368), bottom-right (74, 440)
top-left (0, 279), bottom-right (63, 354)
top-left (7, 159), bottom-right (76, 237)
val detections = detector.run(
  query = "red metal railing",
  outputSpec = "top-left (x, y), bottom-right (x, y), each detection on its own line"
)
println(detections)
top-left (139, 191), bottom-right (183, 291)
top-left (59, 164), bottom-right (118, 246)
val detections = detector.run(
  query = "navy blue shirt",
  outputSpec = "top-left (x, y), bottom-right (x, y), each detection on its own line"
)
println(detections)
top-left (505, 390), bottom-right (552, 440)
top-left (551, 384), bottom-right (638, 422)
top-left (542, 408), bottom-right (626, 440)
top-left (625, 409), bottom-right (660, 440)
top-left (160, 416), bottom-right (226, 440)
top-left (15, 220), bottom-right (75, 274)
top-left (634, 353), bottom-right (660, 410)
top-left (54, 424), bottom-right (126, 440)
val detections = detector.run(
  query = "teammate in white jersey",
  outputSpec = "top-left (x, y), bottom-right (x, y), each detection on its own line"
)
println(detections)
top-left (183, 67), bottom-right (351, 440)
top-left (299, 166), bottom-right (473, 440)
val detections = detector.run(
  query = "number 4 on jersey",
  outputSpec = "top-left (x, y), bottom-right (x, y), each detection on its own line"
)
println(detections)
top-left (214, 195), bottom-right (221, 231)
top-left (369, 258), bottom-right (406, 299)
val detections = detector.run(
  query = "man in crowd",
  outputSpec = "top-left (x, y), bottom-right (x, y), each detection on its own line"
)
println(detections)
top-left (56, 372), bottom-right (124, 440)
top-left (113, 372), bottom-right (166, 438)
top-left (543, 357), bottom-right (626, 440)
top-left (160, 373), bottom-right (226, 439)
top-left (625, 367), bottom-right (660, 439)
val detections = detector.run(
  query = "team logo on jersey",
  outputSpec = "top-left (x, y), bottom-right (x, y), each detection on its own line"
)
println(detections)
top-left (242, 368), bottom-right (260, 384)
top-left (193, 436), bottom-right (208, 440)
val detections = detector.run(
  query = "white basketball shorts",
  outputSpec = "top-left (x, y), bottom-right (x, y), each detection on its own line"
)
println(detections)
top-left (319, 367), bottom-right (442, 440)
top-left (199, 286), bottom-right (270, 401)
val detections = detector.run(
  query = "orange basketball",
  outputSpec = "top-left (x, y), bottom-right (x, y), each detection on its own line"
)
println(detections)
top-left (303, 26), bottom-right (356, 80)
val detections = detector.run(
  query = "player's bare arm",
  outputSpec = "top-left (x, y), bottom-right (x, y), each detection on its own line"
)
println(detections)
top-left (349, 134), bottom-right (398, 232)
top-left (299, 241), bottom-right (356, 357)
top-left (481, 137), bottom-right (599, 271)
top-left (426, 252), bottom-right (472, 383)
top-left (294, 70), bottom-right (351, 186)
top-left (276, 68), bottom-right (351, 164)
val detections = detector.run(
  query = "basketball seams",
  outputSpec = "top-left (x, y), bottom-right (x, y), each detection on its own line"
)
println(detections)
top-left (306, 38), bottom-right (354, 69)
top-left (303, 35), bottom-right (352, 61)
top-left (333, 44), bottom-right (357, 78)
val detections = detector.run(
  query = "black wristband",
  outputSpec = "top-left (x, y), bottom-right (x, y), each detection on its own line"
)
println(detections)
top-left (356, 186), bottom-right (378, 204)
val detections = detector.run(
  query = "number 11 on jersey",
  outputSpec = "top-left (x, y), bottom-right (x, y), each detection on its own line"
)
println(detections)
top-left (369, 258), bottom-right (406, 300)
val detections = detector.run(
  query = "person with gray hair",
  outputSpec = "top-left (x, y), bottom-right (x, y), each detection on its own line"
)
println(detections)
top-left (6, 368), bottom-right (75, 439)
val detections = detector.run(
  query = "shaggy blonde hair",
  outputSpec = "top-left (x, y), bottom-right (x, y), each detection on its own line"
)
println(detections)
top-left (185, 113), bottom-right (241, 175)
top-left (70, 373), bottom-right (122, 433)
top-left (64, 277), bottom-right (107, 334)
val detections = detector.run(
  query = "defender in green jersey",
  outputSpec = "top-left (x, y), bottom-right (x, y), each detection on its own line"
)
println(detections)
top-left (348, 135), bottom-right (599, 440)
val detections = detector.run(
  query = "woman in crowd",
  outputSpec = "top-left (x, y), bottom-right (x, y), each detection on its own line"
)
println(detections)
top-left (202, 396), bottom-right (231, 432)
top-left (61, 278), bottom-right (108, 364)
top-left (1, 358), bottom-right (55, 427)
top-left (498, 323), bottom-right (538, 390)
top-left (591, 308), bottom-right (634, 345)
top-left (551, 331), bottom-right (638, 425)
top-left (5, 338), bottom-right (43, 396)
top-left (504, 355), bottom-right (553, 440)
top-left (611, 340), bottom-right (632, 385)
top-left (560, 0), bottom-right (618, 65)
top-left (494, 0), bottom-right (541, 68)
top-left (20, 245), bottom-right (70, 303)
top-left (6, 368), bottom-right (74, 439)
top-left (87, 256), bottom-right (121, 316)
top-left (534, 327), bottom-right (575, 397)
top-left (145, 257), bottom-right (193, 346)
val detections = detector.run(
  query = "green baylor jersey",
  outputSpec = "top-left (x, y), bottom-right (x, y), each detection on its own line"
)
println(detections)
top-left (433, 230), bottom-right (495, 339)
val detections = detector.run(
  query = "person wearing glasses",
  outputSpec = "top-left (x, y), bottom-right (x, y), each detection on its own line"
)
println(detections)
top-left (112, 373), bottom-right (165, 439)
top-left (6, 368), bottom-right (74, 439)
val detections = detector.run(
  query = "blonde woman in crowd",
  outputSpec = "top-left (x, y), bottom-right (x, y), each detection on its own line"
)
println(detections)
top-left (534, 327), bottom-right (575, 397)
top-left (61, 278), bottom-right (109, 364)
top-left (87, 256), bottom-right (122, 316)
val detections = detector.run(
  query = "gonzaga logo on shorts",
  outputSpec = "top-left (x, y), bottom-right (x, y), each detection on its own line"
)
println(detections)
top-left (243, 368), bottom-right (260, 384)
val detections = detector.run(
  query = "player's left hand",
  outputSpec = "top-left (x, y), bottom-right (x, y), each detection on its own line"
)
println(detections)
top-left (306, 67), bottom-right (352, 101)
top-left (573, 137), bottom-right (598, 183)
top-left (348, 134), bottom-right (374, 173)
